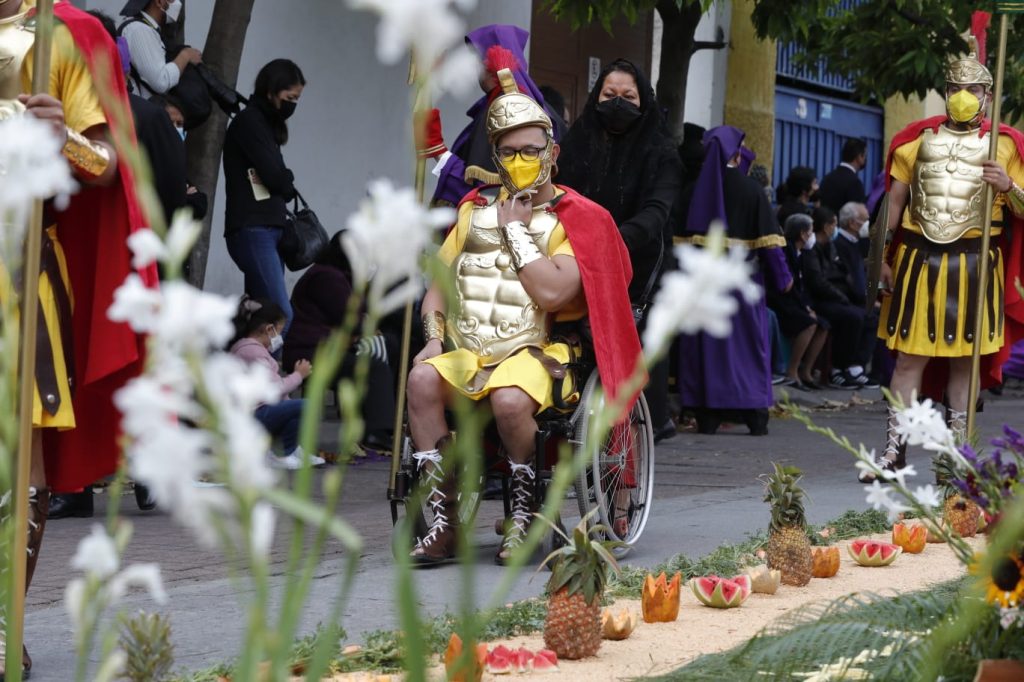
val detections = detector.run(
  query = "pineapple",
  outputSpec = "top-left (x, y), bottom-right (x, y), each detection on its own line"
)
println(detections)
top-left (934, 453), bottom-right (979, 538)
top-left (541, 514), bottom-right (621, 660)
top-left (761, 463), bottom-right (813, 587)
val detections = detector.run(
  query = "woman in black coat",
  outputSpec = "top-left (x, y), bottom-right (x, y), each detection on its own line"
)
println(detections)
top-left (557, 58), bottom-right (682, 442)
top-left (223, 59), bottom-right (305, 335)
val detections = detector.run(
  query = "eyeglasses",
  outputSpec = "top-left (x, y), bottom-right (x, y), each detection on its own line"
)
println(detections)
top-left (495, 146), bottom-right (545, 162)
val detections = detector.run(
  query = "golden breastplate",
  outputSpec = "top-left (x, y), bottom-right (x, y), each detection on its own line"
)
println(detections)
top-left (0, 10), bottom-right (33, 103)
top-left (910, 126), bottom-right (988, 244)
top-left (449, 202), bottom-right (559, 367)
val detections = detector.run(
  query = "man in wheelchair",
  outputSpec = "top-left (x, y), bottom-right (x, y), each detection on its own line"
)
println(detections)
top-left (406, 69), bottom-right (643, 566)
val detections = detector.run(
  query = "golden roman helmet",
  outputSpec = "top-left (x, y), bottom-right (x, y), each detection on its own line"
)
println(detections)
top-left (945, 35), bottom-right (993, 89)
top-left (487, 68), bottom-right (555, 196)
top-left (486, 68), bottom-right (552, 141)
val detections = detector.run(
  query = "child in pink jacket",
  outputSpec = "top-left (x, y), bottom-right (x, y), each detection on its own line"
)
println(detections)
top-left (229, 299), bottom-right (325, 469)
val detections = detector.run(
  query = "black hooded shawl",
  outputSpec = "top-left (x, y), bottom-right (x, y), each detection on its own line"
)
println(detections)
top-left (557, 59), bottom-right (681, 302)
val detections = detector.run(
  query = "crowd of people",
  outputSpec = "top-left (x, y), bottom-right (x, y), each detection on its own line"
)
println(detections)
top-left (6, 0), bottom-right (1024, 674)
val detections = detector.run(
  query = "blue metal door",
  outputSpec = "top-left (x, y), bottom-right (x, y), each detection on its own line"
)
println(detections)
top-left (773, 85), bottom-right (884, 201)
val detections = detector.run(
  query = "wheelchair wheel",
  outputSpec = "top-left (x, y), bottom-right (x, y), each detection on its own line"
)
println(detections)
top-left (573, 372), bottom-right (655, 558)
top-left (390, 435), bottom-right (484, 560)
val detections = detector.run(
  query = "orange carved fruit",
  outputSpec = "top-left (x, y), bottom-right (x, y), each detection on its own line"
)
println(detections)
top-left (811, 546), bottom-right (840, 578)
top-left (443, 633), bottom-right (487, 682)
top-left (641, 572), bottom-right (681, 623)
top-left (892, 522), bottom-right (927, 554)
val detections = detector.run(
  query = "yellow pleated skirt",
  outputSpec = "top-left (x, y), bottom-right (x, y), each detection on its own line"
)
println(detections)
top-left (878, 238), bottom-right (1003, 358)
top-left (424, 343), bottom-right (578, 413)
top-left (0, 227), bottom-right (76, 429)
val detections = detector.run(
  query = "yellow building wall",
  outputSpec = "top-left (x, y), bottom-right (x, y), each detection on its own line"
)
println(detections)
top-left (724, 0), bottom-right (776, 173)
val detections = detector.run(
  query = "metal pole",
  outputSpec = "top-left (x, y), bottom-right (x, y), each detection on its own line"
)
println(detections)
top-left (7, 2), bottom-right (54, 679)
top-left (389, 64), bottom-right (430, 494)
top-left (967, 13), bottom-right (1009, 438)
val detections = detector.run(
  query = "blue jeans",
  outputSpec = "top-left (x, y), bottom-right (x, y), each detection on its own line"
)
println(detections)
top-left (226, 226), bottom-right (293, 334)
top-left (255, 399), bottom-right (304, 453)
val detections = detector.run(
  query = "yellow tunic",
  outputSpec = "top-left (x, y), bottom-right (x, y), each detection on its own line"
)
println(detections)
top-left (879, 132), bottom-right (1024, 357)
top-left (425, 191), bottom-right (584, 413)
top-left (0, 4), bottom-right (106, 428)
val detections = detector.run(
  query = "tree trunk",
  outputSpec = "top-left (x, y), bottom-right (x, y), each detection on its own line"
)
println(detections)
top-left (184, 0), bottom-right (256, 289)
top-left (655, 0), bottom-right (705, 141)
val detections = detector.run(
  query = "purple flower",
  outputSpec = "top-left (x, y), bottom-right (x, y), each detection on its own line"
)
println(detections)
top-left (959, 443), bottom-right (980, 465)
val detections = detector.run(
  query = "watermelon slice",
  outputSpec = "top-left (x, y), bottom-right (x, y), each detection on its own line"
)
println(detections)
top-left (532, 649), bottom-right (559, 672)
top-left (514, 647), bottom-right (535, 673)
top-left (733, 574), bottom-right (752, 599)
top-left (486, 645), bottom-right (515, 675)
top-left (690, 575), bottom-right (750, 608)
top-left (848, 538), bottom-right (902, 566)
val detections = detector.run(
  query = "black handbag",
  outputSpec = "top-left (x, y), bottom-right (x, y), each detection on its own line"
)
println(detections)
top-left (279, 191), bottom-right (329, 271)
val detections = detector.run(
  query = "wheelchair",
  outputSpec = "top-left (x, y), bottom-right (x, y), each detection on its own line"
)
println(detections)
top-left (387, 336), bottom-right (655, 560)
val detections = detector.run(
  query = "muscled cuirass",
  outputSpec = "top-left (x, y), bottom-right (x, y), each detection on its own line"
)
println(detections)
top-left (0, 10), bottom-right (33, 103)
top-left (448, 201), bottom-right (559, 367)
top-left (910, 125), bottom-right (989, 244)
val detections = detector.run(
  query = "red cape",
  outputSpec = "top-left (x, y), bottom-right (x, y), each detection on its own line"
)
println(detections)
top-left (39, 2), bottom-right (158, 492)
top-left (457, 186), bottom-right (645, 419)
top-left (884, 116), bottom-right (1024, 396)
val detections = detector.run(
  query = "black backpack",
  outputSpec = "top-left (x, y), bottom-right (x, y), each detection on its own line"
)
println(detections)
top-left (118, 17), bottom-right (212, 130)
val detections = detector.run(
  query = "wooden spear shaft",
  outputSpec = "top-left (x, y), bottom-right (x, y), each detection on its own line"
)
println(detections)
top-left (389, 62), bottom-right (430, 493)
top-left (7, 1), bottom-right (54, 679)
top-left (967, 13), bottom-right (1009, 439)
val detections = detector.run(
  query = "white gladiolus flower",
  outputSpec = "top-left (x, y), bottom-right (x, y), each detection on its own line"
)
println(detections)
top-left (93, 650), bottom-right (127, 682)
top-left (0, 114), bottom-right (77, 209)
top-left (251, 503), bottom-right (276, 560)
top-left (108, 563), bottom-right (168, 605)
top-left (348, 0), bottom-right (474, 69)
top-left (912, 484), bottom-right (942, 509)
top-left (880, 463), bottom-right (917, 489)
top-left (863, 480), bottom-right (911, 522)
top-left (127, 229), bottom-right (168, 269)
top-left (894, 398), bottom-right (953, 448)
top-left (107, 273), bottom-right (163, 332)
top-left (642, 225), bottom-right (760, 359)
top-left (64, 577), bottom-right (86, 633)
top-left (343, 178), bottom-right (454, 314)
top-left (165, 210), bottom-right (203, 266)
top-left (70, 525), bottom-right (120, 579)
top-left (432, 45), bottom-right (483, 98)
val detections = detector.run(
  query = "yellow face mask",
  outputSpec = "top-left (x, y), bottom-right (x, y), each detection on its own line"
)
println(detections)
top-left (948, 89), bottom-right (982, 123)
top-left (500, 154), bottom-right (543, 193)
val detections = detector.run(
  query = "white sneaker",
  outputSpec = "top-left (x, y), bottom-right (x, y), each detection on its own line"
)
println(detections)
top-left (269, 447), bottom-right (326, 470)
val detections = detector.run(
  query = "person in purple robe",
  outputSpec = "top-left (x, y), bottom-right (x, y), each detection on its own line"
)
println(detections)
top-left (415, 24), bottom-right (567, 207)
top-left (675, 125), bottom-right (793, 435)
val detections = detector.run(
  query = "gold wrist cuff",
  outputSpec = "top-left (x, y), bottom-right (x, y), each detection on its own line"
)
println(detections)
top-left (1008, 182), bottom-right (1024, 218)
top-left (422, 311), bottom-right (446, 342)
top-left (501, 220), bottom-right (543, 272)
top-left (62, 128), bottom-right (111, 179)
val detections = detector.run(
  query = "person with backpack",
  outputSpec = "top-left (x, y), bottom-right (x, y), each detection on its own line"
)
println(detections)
top-left (118, 0), bottom-right (201, 99)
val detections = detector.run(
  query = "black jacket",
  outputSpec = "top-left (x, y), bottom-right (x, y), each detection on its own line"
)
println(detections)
top-left (833, 234), bottom-right (868, 304)
top-left (818, 165), bottom-right (866, 214)
top-left (803, 238), bottom-right (861, 306)
top-left (130, 94), bottom-right (186, 226)
top-left (222, 104), bottom-right (296, 234)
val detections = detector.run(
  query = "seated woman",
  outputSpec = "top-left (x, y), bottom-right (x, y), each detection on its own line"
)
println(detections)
top-left (767, 214), bottom-right (830, 389)
top-left (283, 233), bottom-right (397, 451)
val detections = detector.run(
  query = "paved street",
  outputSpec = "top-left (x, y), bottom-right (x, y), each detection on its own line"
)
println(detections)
top-left (22, 382), bottom-right (1024, 680)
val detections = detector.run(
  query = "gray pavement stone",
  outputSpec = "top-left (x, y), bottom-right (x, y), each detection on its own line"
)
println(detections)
top-left (19, 385), bottom-right (1024, 680)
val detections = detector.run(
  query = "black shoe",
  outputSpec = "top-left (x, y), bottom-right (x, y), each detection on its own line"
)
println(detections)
top-left (47, 491), bottom-right (93, 520)
top-left (482, 478), bottom-right (504, 500)
top-left (828, 371), bottom-right (859, 390)
top-left (745, 409), bottom-right (769, 436)
top-left (695, 412), bottom-right (720, 435)
top-left (361, 431), bottom-right (394, 452)
top-left (654, 419), bottom-right (678, 443)
top-left (134, 483), bottom-right (156, 511)
top-left (848, 372), bottom-right (880, 389)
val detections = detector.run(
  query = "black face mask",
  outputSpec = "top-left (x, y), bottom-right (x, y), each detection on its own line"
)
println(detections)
top-left (595, 97), bottom-right (641, 134)
top-left (277, 99), bottom-right (297, 120)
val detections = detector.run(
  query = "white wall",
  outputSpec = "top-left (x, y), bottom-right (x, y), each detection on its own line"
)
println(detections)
top-left (84, 0), bottom-right (532, 295)
top-left (650, 1), bottom-right (731, 130)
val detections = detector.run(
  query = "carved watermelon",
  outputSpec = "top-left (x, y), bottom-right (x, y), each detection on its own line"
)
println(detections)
top-left (486, 645), bottom-right (515, 675)
top-left (514, 647), bottom-right (534, 673)
top-left (532, 649), bottom-right (559, 672)
top-left (690, 574), bottom-right (750, 608)
top-left (848, 539), bottom-right (902, 567)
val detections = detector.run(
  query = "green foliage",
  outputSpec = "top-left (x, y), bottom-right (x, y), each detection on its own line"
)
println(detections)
top-left (541, 0), bottom-right (715, 32)
top-left (807, 509), bottom-right (891, 546)
top-left (119, 612), bottom-right (175, 682)
top-left (653, 579), bottom-right (1024, 682)
top-left (750, 0), bottom-right (1024, 121)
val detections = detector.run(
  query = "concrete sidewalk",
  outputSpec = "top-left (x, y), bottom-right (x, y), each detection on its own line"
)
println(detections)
top-left (21, 384), bottom-right (1022, 680)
